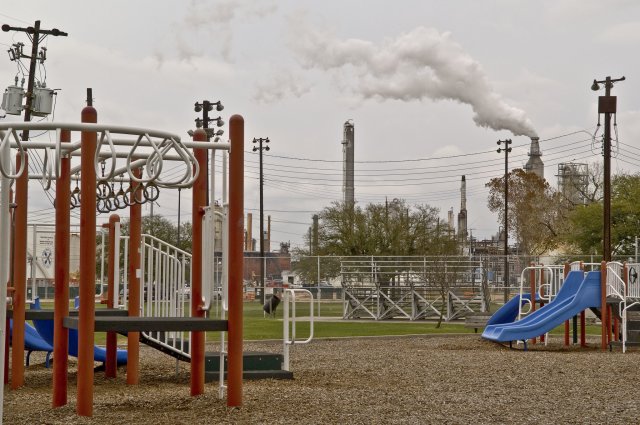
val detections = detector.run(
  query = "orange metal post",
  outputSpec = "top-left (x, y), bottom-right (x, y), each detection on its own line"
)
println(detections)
top-left (53, 129), bottom-right (71, 407)
top-left (11, 152), bottom-right (28, 389)
top-left (105, 214), bottom-right (120, 378)
top-left (77, 102), bottom-right (97, 417)
top-left (227, 115), bottom-right (244, 407)
top-left (529, 264), bottom-right (536, 344)
top-left (190, 129), bottom-right (207, 396)
top-left (607, 305), bottom-right (613, 345)
top-left (563, 263), bottom-right (570, 346)
top-left (127, 168), bottom-right (142, 385)
top-left (600, 261), bottom-right (607, 350)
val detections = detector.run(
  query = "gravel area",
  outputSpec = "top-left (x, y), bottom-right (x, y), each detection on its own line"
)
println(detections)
top-left (4, 335), bottom-right (640, 424)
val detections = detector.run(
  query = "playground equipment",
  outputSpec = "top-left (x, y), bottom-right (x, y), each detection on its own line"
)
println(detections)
top-left (0, 97), bottom-right (245, 419)
top-left (282, 288), bottom-right (314, 372)
top-left (482, 260), bottom-right (640, 352)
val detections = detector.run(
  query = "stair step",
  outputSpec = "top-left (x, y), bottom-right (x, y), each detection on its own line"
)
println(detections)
top-left (205, 351), bottom-right (284, 372)
top-left (205, 369), bottom-right (293, 381)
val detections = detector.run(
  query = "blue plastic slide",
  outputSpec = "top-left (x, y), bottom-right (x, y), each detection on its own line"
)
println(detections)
top-left (485, 293), bottom-right (540, 327)
top-left (9, 320), bottom-right (53, 368)
top-left (30, 299), bottom-right (128, 365)
top-left (482, 270), bottom-right (601, 342)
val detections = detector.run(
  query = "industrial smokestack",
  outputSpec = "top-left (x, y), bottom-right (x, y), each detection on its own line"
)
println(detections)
top-left (246, 213), bottom-right (253, 251)
top-left (342, 120), bottom-right (354, 209)
top-left (457, 175), bottom-right (468, 241)
top-left (524, 137), bottom-right (544, 180)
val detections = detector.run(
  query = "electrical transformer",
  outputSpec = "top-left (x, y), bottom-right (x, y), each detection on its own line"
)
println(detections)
top-left (32, 86), bottom-right (54, 117)
top-left (1, 85), bottom-right (25, 115)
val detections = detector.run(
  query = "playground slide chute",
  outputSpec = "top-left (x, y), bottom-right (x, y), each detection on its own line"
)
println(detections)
top-left (485, 293), bottom-right (538, 327)
top-left (482, 270), bottom-right (601, 342)
top-left (9, 320), bottom-right (53, 367)
top-left (30, 299), bottom-right (127, 365)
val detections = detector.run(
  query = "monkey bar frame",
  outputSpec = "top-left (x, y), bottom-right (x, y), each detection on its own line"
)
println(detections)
top-left (0, 114), bottom-right (244, 418)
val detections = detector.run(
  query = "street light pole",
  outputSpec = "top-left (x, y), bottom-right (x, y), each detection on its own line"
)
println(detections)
top-left (253, 137), bottom-right (270, 304)
top-left (497, 139), bottom-right (512, 303)
top-left (194, 100), bottom-right (224, 206)
top-left (591, 76), bottom-right (625, 262)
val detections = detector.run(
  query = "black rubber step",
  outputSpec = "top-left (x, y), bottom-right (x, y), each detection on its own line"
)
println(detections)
top-left (205, 351), bottom-right (284, 372)
top-left (205, 369), bottom-right (293, 381)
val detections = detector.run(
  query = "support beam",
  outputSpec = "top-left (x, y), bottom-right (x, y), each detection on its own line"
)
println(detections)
top-left (227, 115), bottom-right (244, 407)
top-left (105, 214), bottom-right (120, 378)
top-left (127, 168), bottom-right (142, 385)
top-left (53, 129), bottom-right (71, 407)
top-left (11, 152), bottom-right (28, 389)
top-left (77, 98), bottom-right (97, 417)
top-left (190, 128), bottom-right (207, 396)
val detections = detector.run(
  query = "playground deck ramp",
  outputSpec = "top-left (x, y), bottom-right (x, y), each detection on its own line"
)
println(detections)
top-left (482, 271), bottom-right (601, 343)
top-left (63, 316), bottom-right (228, 332)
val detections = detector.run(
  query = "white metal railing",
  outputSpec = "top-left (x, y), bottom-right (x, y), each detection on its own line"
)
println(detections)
top-left (606, 262), bottom-right (625, 300)
top-left (517, 265), bottom-right (559, 321)
top-left (283, 289), bottom-right (314, 372)
top-left (140, 234), bottom-right (192, 359)
top-left (625, 263), bottom-right (640, 299)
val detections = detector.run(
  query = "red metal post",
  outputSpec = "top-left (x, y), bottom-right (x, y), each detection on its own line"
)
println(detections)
top-left (3, 190), bottom-right (13, 386)
top-left (227, 115), bottom-right (244, 407)
top-left (607, 305), bottom-right (613, 345)
top-left (563, 263), bottom-right (570, 346)
top-left (127, 168), bottom-right (142, 385)
top-left (105, 214), bottom-right (120, 378)
top-left (53, 129), bottom-right (71, 407)
top-left (190, 128), bottom-right (207, 396)
top-left (529, 264), bottom-right (536, 344)
top-left (11, 152), bottom-right (28, 389)
top-left (77, 103), bottom-right (97, 417)
top-left (600, 261), bottom-right (607, 350)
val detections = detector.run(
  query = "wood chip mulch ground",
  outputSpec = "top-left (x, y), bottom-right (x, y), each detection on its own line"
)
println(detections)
top-left (4, 334), bottom-right (640, 424)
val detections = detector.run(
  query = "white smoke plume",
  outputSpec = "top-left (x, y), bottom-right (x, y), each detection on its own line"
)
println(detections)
top-left (253, 70), bottom-right (312, 103)
top-left (177, 0), bottom-right (278, 61)
top-left (289, 24), bottom-right (537, 137)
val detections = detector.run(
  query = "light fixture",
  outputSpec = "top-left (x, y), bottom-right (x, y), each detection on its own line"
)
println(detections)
top-left (591, 80), bottom-right (600, 91)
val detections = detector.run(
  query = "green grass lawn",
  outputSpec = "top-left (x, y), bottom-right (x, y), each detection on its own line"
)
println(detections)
top-left (28, 299), bottom-right (604, 345)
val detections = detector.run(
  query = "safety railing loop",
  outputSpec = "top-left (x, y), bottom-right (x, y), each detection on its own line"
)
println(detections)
top-left (0, 129), bottom-right (26, 179)
top-left (95, 130), bottom-right (117, 181)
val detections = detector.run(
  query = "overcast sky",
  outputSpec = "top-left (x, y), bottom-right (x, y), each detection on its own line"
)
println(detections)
top-left (1, 0), bottom-right (639, 251)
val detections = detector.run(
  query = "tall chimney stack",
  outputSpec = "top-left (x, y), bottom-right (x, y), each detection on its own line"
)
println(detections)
top-left (524, 137), bottom-right (544, 180)
top-left (342, 120), bottom-right (355, 209)
top-left (457, 175), bottom-right (468, 241)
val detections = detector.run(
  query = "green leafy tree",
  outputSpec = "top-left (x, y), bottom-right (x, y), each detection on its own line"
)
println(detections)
top-left (120, 215), bottom-right (192, 253)
top-left (486, 169), bottom-right (564, 256)
top-left (293, 199), bottom-right (459, 283)
top-left (563, 173), bottom-right (640, 256)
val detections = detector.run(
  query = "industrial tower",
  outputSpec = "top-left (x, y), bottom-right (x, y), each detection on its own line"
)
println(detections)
top-left (342, 120), bottom-right (355, 208)
top-left (523, 136), bottom-right (544, 180)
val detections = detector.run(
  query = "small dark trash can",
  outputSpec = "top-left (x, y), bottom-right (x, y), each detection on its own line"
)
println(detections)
top-left (263, 294), bottom-right (281, 315)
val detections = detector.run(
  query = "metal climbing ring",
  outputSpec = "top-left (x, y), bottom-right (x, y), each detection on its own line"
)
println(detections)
top-left (132, 183), bottom-right (146, 205)
top-left (96, 182), bottom-right (113, 200)
top-left (97, 198), bottom-right (111, 214)
top-left (123, 186), bottom-right (135, 207)
top-left (144, 182), bottom-right (160, 202)
top-left (70, 189), bottom-right (81, 209)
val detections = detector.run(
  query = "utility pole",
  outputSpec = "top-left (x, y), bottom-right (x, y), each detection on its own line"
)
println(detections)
top-left (2, 21), bottom-right (68, 141)
top-left (194, 100), bottom-right (224, 205)
top-left (252, 137), bottom-right (270, 304)
top-left (591, 76), bottom-right (625, 262)
top-left (497, 139), bottom-right (512, 303)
